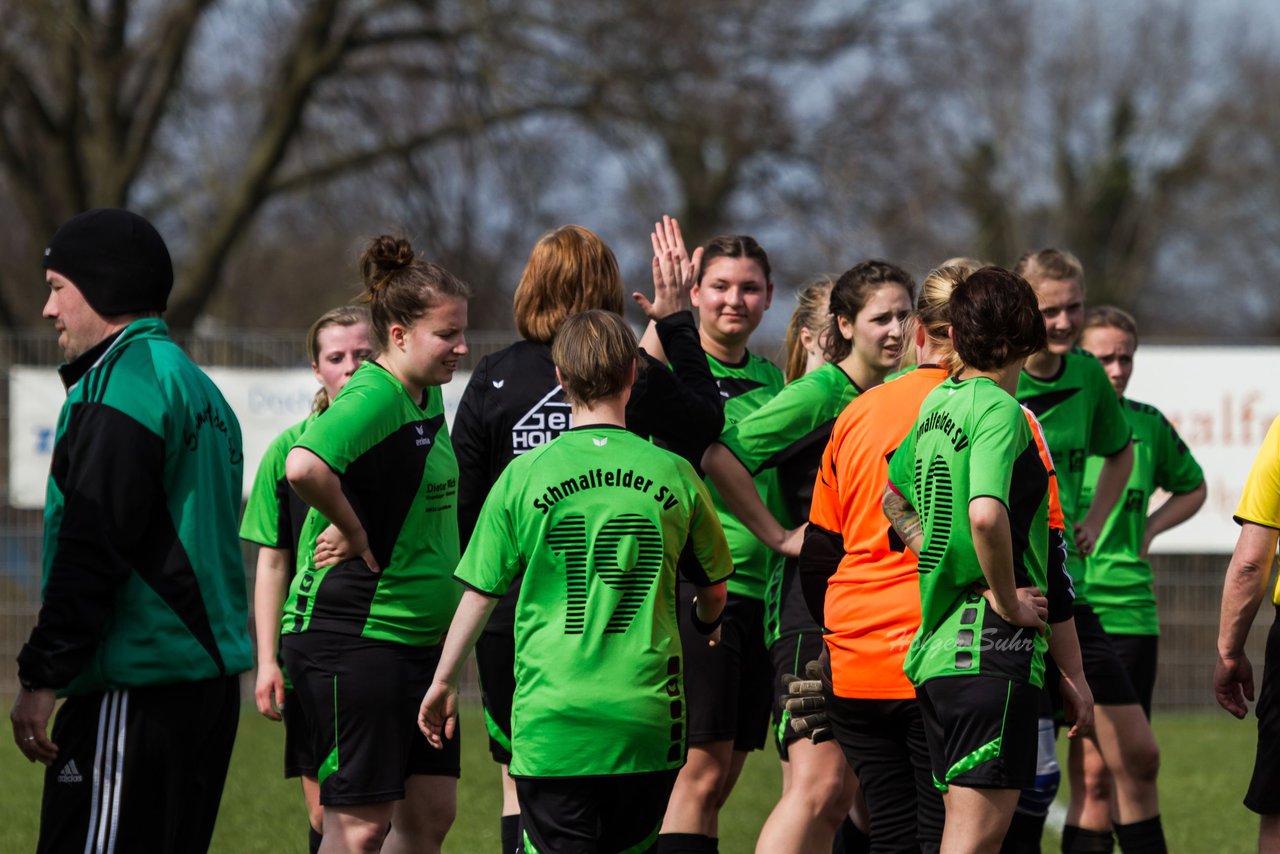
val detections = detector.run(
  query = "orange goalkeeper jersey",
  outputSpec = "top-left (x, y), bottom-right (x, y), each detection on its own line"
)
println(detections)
top-left (811, 366), bottom-right (948, 699)
top-left (812, 369), bottom-right (1066, 700)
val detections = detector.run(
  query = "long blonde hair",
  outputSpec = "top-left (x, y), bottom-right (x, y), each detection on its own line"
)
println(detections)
top-left (782, 276), bottom-right (835, 382)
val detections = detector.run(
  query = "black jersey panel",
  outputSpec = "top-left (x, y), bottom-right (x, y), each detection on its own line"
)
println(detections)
top-left (1006, 441), bottom-right (1050, 589)
top-left (716, 376), bottom-right (768, 400)
top-left (273, 475), bottom-right (311, 571)
top-left (773, 423), bottom-right (836, 525)
top-left (1019, 388), bottom-right (1082, 418)
top-left (349, 414), bottom-right (442, 566)
top-left (28, 403), bottom-right (229, 686)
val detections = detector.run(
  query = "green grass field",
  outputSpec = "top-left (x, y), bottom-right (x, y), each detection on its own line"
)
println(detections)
top-left (0, 702), bottom-right (1261, 852)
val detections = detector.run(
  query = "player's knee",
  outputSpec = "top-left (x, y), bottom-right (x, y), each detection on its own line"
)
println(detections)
top-left (1125, 740), bottom-right (1160, 785)
top-left (398, 802), bottom-right (456, 846)
top-left (676, 760), bottom-right (727, 811)
top-left (1082, 763), bottom-right (1114, 804)
top-left (333, 822), bottom-right (388, 853)
top-left (307, 805), bottom-right (324, 835)
top-left (795, 770), bottom-right (852, 825)
top-left (816, 787), bottom-right (853, 828)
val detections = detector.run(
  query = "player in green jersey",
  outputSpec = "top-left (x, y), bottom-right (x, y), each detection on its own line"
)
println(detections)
top-left (641, 231), bottom-right (785, 853)
top-left (241, 305), bottom-right (372, 854)
top-left (883, 266), bottom-right (1059, 853)
top-left (420, 310), bottom-right (732, 854)
top-left (281, 236), bottom-right (470, 854)
top-left (1013, 249), bottom-right (1167, 854)
top-left (1080, 306), bottom-right (1205, 711)
top-left (704, 261), bottom-right (916, 853)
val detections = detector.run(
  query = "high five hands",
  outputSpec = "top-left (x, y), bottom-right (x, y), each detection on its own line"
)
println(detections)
top-left (634, 215), bottom-right (703, 321)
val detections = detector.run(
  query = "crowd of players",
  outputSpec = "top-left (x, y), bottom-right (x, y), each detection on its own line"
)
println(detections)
top-left (235, 215), bottom-right (1220, 854)
top-left (21, 207), bottom-right (1280, 854)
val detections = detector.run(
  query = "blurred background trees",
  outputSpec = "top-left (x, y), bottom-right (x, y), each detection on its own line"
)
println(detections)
top-left (1, 0), bottom-right (1277, 336)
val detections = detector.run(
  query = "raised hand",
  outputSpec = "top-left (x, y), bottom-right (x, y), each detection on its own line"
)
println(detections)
top-left (634, 215), bottom-right (703, 320)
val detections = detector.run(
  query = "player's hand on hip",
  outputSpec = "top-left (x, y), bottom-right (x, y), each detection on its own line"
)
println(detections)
top-left (10, 687), bottom-right (58, 765)
top-left (980, 585), bottom-right (1047, 630)
top-left (315, 524), bottom-right (380, 573)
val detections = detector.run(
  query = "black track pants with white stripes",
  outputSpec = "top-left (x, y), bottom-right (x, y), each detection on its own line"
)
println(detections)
top-left (37, 675), bottom-right (239, 854)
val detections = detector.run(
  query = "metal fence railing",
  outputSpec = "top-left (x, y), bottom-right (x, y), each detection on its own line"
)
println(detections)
top-left (0, 329), bottom-right (1261, 710)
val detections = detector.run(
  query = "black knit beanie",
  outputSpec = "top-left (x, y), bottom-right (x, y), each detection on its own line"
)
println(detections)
top-left (42, 209), bottom-right (173, 315)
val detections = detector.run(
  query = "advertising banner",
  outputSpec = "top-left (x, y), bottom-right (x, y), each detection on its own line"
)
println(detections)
top-left (8, 366), bottom-right (471, 508)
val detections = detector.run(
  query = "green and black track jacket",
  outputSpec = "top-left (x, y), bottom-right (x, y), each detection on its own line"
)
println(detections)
top-left (17, 319), bottom-right (252, 697)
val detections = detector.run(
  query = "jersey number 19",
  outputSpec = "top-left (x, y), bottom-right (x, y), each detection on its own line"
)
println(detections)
top-left (548, 513), bottom-right (664, 635)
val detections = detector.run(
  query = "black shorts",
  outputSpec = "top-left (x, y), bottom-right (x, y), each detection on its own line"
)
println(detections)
top-left (1107, 633), bottom-right (1158, 718)
top-left (1246, 607), bottom-right (1280, 814)
top-left (37, 676), bottom-right (239, 854)
top-left (515, 770), bottom-right (679, 854)
top-left (282, 631), bottom-right (461, 806)
top-left (679, 583), bottom-right (772, 751)
top-left (917, 676), bottom-right (1039, 791)
top-left (824, 687), bottom-right (944, 853)
top-left (1046, 604), bottom-right (1140, 710)
top-left (282, 686), bottom-right (319, 778)
top-left (769, 631), bottom-right (825, 759)
top-left (475, 631), bottom-right (516, 765)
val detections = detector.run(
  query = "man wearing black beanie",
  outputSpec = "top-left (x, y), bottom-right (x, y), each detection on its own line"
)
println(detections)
top-left (10, 209), bottom-right (252, 853)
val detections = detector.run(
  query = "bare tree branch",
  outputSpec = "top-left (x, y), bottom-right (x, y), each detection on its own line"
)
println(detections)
top-left (266, 102), bottom-right (580, 196)
top-left (114, 1), bottom-right (214, 200)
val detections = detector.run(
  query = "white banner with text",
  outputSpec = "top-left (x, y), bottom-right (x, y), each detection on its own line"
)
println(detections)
top-left (8, 366), bottom-right (471, 509)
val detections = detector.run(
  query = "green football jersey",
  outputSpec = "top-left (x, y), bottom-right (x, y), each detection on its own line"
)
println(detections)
top-left (1082, 399), bottom-right (1204, 635)
top-left (241, 414), bottom-right (314, 690)
top-left (1016, 348), bottom-right (1131, 600)
top-left (282, 362), bottom-right (461, 647)
top-left (719, 362), bottom-right (861, 644)
top-left (705, 351), bottom-right (786, 600)
top-left (888, 377), bottom-right (1051, 687)
top-left (240, 415), bottom-right (312, 550)
top-left (456, 426), bottom-right (733, 778)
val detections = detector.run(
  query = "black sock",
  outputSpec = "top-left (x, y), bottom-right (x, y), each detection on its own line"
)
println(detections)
top-left (656, 832), bottom-right (718, 853)
top-left (501, 815), bottom-right (521, 854)
top-left (1113, 816), bottom-right (1166, 854)
top-left (1061, 824), bottom-right (1115, 853)
top-left (1000, 811), bottom-right (1047, 854)
top-left (833, 816), bottom-right (871, 854)
top-left (308, 826), bottom-right (322, 854)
